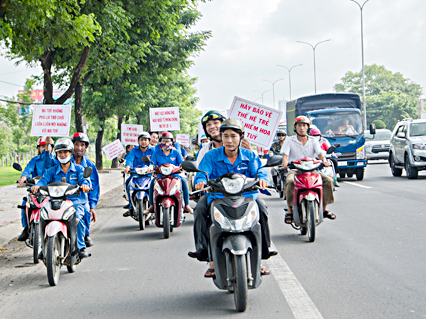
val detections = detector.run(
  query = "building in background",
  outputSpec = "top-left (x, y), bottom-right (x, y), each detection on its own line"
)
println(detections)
top-left (278, 99), bottom-right (287, 121)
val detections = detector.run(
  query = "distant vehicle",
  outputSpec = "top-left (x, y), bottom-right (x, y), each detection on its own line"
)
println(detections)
top-left (389, 118), bottom-right (426, 179)
top-left (364, 129), bottom-right (392, 160)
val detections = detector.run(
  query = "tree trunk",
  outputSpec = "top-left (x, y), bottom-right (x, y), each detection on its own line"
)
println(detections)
top-left (111, 116), bottom-right (123, 168)
top-left (74, 82), bottom-right (83, 132)
top-left (40, 49), bottom-right (56, 104)
top-left (95, 118), bottom-right (105, 171)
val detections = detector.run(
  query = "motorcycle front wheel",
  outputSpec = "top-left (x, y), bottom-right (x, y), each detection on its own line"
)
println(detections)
top-left (138, 200), bottom-right (145, 231)
top-left (31, 222), bottom-right (40, 264)
top-left (307, 201), bottom-right (316, 243)
top-left (163, 207), bottom-right (170, 239)
top-left (46, 235), bottom-right (61, 286)
top-left (234, 254), bottom-right (248, 312)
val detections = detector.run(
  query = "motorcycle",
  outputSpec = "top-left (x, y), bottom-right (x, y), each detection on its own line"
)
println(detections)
top-left (128, 166), bottom-right (154, 230)
top-left (181, 155), bottom-right (282, 312)
top-left (36, 167), bottom-right (92, 286)
top-left (142, 157), bottom-right (185, 239)
top-left (271, 166), bottom-right (287, 199)
top-left (13, 163), bottom-right (48, 264)
top-left (319, 144), bottom-right (341, 189)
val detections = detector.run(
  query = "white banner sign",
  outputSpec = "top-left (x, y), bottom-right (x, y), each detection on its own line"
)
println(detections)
top-left (176, 134), bottom-right (190, 147)
top-left (149, 107), bottom-right (180, 131)
top-left (229, 96), bottom-right (282, 148)
top-left (30, 104), bottom-right (72, 137)
top-left (102, 139), bottom-right (125, 160)
top-left (121, 124), bottom-right (144, 146)
top-left (198, 123), bottom-right (206, 145)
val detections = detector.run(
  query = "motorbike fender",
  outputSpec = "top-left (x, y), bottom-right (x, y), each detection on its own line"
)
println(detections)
top-left (159, 198), bottom-right (175, 208)
top-left (299, 190), bottom-right (319, 203)
top-left (45, 221), bottom-right (68, 239)
top-left (135, 191), bottom-right (147, 200)
top-left (30, 209), bottom-right (40, 224)
top-left (222, 234), bottom-right (252, 256)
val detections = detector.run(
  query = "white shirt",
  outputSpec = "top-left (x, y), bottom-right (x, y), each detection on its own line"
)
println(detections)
top-left (196, 141), bottom-right (216, 165)
top-left (280, 135), bottom-right (325, 163)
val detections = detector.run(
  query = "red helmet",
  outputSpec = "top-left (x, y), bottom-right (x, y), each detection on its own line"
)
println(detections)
top-left (294, 115), bottom-right (310, 127)
top-left (159, 131), bottom-right (174, 142)
top-left (310, 127), bottom-right (321, 136)
top-left (37, 137), bottom-right (47, 146)
top-left (71, 132), bottom-right (89, 146)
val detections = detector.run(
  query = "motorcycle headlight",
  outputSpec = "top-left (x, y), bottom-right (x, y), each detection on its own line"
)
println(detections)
top-left (213, 206), bottom-right (232, 231)
top-left (242, 204), bottom-right (259, 231)
top-left (39, 189), bottom-right (48, 196)
top-left (169, 180), bottom-right (181, 196)
top-left (356, 146), bottom-right (365, 159)
top-left (221, 176), bottom-right (244, 194)
top-left (62, 206), bottom-right (76, 220)
top-left (154, 182), bottom-right (164, 195)
top-left (160, 166), bottom-right (173, 176)
top-left (135, 167), bottom-right (148, 175)
top-left (40, 207), bottom-right (48, 220)
top-left (48, 185), bottom-right (68, 197)
top-left (65, 187), bottom-right (78, 196)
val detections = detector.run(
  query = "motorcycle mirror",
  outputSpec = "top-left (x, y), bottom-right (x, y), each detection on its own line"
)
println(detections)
top-left (119, 158), bottom-right (125, 163)
top-left (263, 155), bottom-right (283, 168)
top-left (83, 167), bottom-right (92, 178)
top-left (180, 160), bottom-right (202, 173)
top-left (334, 143), bottom-right (341, 148)
top-left (13, 163), bottom-right (22, 171)
top-left (141, 156), bottom-right (151, 163)
top-left (185, 155), bottom-right (195, 161)
top-left (326, 145), bottom-right (337, 154)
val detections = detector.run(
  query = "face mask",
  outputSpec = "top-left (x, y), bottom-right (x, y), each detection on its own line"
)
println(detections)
top-left (201, 142), bottom-right (209, 148)
top-left (159, 142), bottom-right (173, 151)
top-left (58, 154), bottom-right (72, 164)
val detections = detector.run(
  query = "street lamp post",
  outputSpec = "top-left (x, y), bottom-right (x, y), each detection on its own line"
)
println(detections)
top-left (277, 64), bottom-right (303, 100)
top-left (262, 78), bottom-right (283, 109)
top-left (350, 0), bottom-right (369, 129)
top-left (297, 39), bottom-right (331, 94)
top-left (253, 89), bottom-right (270, 105)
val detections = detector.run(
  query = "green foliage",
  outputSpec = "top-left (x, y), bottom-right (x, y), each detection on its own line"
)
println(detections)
top-left (372, 119), bottom-right (386, 129)
top-left (0, 166), bottom-right (22, 187)
top-left (334, 64), bottom-right (422, 130)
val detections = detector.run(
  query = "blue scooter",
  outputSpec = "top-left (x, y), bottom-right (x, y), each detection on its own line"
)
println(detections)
top-left (128, 167), bottom-right (154, 230)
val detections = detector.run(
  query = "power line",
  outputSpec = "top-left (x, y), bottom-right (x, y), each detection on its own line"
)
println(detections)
top-left (0, 79), bottom-right (24, 87)
top-left (0, 98), bottom-right (41, 105)
top-left (0, 69), bottom-right (37, 76)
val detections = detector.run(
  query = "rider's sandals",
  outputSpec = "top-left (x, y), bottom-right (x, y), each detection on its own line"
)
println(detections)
top-left (323, 210), bottom-right (336, 220)
top-left (260, 267), bottom-right (270, 276)
top-left (284, 213), bottom-right (293, 224)
top-left (204, 268), bottom-right (216, 279)
top-left (123, 210), bottom-right (132, 217)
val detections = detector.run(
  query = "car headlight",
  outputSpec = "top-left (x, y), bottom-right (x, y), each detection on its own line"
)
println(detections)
top-left (169, 180), bottom-right (181, 196)
top-left (213, 207), bottom-right (232, 231)
top-left (412, 143), bottom-right (426, 150)
top-left (221, 176), bottom-right (244, 194)
top-left (160, 166), bottom-right (173, 176)
top-left (356, 146), bottom-right (366, 159)
top-left (154, 182), bottom-right (164, 195)
top-left (40, 207), bottom-right (48, 220)
top-left (62, 206), bottom-right (76, 220)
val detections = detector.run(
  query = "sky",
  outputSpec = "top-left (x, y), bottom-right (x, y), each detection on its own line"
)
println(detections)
top-left (1, 0), bottom-right (426, 113)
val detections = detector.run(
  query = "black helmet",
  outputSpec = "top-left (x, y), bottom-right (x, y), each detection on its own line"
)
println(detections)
top-left (220, 118), bottom-right (245, 136)
top-left (201, 110), bottom-right (226, 139)
top-left (138, 132), bottom-right (151, 140)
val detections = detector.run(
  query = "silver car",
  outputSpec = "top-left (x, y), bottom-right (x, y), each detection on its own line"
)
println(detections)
top-left (364, 129), bottom-right (392, 160)
top-left (389, 118), bottom-right (426, 179)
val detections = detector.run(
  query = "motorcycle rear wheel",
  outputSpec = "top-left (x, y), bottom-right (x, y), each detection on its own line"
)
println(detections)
top-left (234, 254), bottom-right (248, 312)
top-left (46, 235), bottom-right (61, 286)
top-left (163, 207), bottom-right (170, 239)
top-left (31, 222), bottom-right (40, 264)
top-left (279, 179), bottom-right (284, 199)
top-left (138, 200), bottom-right (145, 231)
top-left (307, 201), bottom-right (316, 243)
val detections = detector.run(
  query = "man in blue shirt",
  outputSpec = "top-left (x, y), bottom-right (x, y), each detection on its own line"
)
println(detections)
top-left (71, 132), bottom-right (100, 247)
top-left (31, 138), bottom-right (92, 259)
top-left (189, 119), bottom-right (277, 277)
top-left (17, 137), bottom-right (55, 241)
top-left (123, 132), bottom-right (155, 217)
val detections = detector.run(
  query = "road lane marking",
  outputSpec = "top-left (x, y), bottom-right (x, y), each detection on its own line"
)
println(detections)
top-left (266, 243), bottom-right (324, 319)
top-left (344, 181), bottom-right (372, 189)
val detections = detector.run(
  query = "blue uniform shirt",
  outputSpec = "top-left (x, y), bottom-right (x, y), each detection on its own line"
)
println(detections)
top-left (194, 147), bottom-right (269, 204)
top-left (71, 155), bottom-right (100, 210)
top-left (126, 146), bottom-right (155, 169)
top-left (35, 162), bottom-right (91, 206)
top-left (21, 150), bottom-right (55, 179)
top-left (151, 148), bottom-right (184, 167)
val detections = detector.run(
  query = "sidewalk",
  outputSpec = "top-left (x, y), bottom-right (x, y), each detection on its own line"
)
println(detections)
top-left (0, 169), bottom-right (123, 248)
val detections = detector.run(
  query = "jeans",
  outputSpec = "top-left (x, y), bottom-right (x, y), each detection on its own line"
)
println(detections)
top-left (75, 203), bottom-right (88, 250)
top-left (125, 176), bottom-right (132, 209)
top-left (149, 175), bottom-right (190, 206)
top-left (20, 199), bottom-right (27, 228)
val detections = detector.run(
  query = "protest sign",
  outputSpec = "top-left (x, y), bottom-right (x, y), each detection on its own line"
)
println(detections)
top-left (102, 139), bottom-right (125, 160)
top-left (30, 104), bottom-right (72, 137)
top-left (176, 134), bottom-right (190, 147)
top-left (149, 107), bottom-right (180, 131)
top-left (121, 124), bottom-right (144, 145)
top-left (198, 123), bottom-right (206, 145)
top-left (228, 96), bottom-right (282, 149)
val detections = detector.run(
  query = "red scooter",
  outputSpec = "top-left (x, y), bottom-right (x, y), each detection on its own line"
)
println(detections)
top-left (146, 160), bottom-right (185, 239)
top-left (288, 157), bottom-right (325, 242)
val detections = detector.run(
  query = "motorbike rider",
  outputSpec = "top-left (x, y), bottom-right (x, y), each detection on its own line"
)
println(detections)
top-left (144, 131), bottom-right (193, 214)
top-left (281, 116), bottom-right (336, 224)
top-left (200, 134), bottom-right (209, 146)
top-left (123, 132), bottom-right (155, 217)
top-left (31, 138), bottom-right (92, 259)
top-left (17, 136), bottom-right (55, 241)
top-left (71, 132), bottom-right (99, 247)
top-left (270, 129), bottom-right (286, 155)
top-left (190, 118), bottom-right (277, 278)
top-left (149, 131), bottom-right (159, 147)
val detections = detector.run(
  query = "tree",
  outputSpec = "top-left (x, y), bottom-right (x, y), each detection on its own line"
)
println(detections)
top-left (334, 64), bottom-right (422, 129)
top-left (372, 119), bottom-right (386, 129)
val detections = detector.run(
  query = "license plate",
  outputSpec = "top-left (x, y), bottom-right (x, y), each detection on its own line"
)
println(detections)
top-left (339, 161), bottom-right (348, 166)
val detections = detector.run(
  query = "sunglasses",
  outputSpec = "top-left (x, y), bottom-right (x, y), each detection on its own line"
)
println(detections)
top-left (202, 114), bottom-right (220, 123)
top-left (277, 134), bottom-right (286, 137)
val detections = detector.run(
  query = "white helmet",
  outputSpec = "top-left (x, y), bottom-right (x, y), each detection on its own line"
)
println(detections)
top-left (54, 138), bottom-right (74, 164)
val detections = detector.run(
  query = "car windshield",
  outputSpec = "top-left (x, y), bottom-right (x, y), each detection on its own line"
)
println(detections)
top-left (309, 111), bottom-right (363, 138)
top-left (409, 123), bottom-right (426, 137)
top-left (365, 131), bottom-right (392, 141)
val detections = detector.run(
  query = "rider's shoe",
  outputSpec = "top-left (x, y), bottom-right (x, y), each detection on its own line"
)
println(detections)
top-left (184, 204), bottom-right (193, 214)
top-left (79, 248), bottom-right (90, 259)
top-left (123, 203), bottom-right (131, 209)
top-left (85, 236), bottom-right (94, 247)
top-left (263, 250), bottom-right (278, 260)
top-left (334, 180), bottom-right (340, 187)
top-left (17, 227), bottom-right (29, 241)
top-left (123, 209), bottom-right (133, 217)
top-left (188, 249), bottom-right (209, 262)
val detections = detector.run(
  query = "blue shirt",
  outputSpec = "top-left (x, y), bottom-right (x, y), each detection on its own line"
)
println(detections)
top-left (151, 148), bottom-right (184, 167)
top-left (71, 155), bottom-right (100, 210)
top-left (126, 146), bottom-right (155, 169)
top-left (21, 151), bottom-right (55, 179)
top-left (194, 147), bottom-right (269, 204)
top-left (35, 162), bottom-right (91, 206)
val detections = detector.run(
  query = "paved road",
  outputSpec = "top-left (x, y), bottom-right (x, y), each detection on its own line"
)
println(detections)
top-left (0, 161), bottom-right (425, 318)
